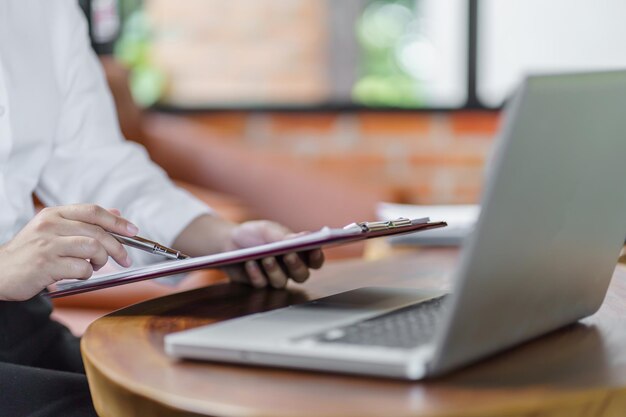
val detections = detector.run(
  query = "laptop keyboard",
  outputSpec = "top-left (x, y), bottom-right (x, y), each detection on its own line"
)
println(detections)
top-left (299, 295), bottom-right (449, 350)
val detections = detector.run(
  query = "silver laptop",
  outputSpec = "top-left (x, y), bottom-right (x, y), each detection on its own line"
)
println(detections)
top-left (165, 71), bottom-right (626, 379)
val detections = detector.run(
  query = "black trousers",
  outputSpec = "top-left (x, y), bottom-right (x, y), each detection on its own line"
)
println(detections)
top-left (0, 296), bottom-right (97, 417)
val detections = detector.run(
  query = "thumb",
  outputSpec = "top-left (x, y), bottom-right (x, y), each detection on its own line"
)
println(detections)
top-left (231, 221), bottom-right (291, 248)
top-left (107, 208), bottom-right (122, 216)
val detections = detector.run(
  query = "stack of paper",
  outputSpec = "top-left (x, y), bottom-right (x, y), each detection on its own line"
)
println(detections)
top-left (377, 202), bottom-right (480, 246)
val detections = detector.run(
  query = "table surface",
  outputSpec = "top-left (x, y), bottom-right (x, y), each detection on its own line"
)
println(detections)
top-left (81, 248), bottom-right (626, 417)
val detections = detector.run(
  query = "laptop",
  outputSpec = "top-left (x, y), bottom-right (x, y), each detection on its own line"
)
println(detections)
top-left (165, 71), bottom-right (626, 379)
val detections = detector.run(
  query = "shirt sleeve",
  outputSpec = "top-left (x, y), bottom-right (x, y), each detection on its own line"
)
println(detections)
top-left (35, 1), bottom-right (212, 265)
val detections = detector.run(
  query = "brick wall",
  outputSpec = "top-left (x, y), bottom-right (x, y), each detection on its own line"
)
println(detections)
top-left (146, 0), bottom-right (330, 106)
top-left (186, 111), bottom-right (501, 205)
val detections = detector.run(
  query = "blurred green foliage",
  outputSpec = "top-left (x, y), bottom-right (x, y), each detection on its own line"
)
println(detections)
top-left (353, 0), bottom-right (425, 108)
top-left (115, 1), bottom-right (165, 107)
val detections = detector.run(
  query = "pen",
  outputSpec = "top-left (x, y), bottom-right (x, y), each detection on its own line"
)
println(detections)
top-left (109, 233), bottom-right (190, 260)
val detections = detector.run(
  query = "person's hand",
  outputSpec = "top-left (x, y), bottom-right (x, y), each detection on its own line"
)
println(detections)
top-left (223, 221), bottom-right (325, 289)
top-left (171, 216), bottom-right (325, 289)
top-left (0, 204), bottom-right (138, 301)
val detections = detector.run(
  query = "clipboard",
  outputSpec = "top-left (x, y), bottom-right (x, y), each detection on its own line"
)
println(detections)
top-left (47, 217), bottom-right (446, 298)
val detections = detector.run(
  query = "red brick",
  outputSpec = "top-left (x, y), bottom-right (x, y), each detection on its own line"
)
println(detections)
top-left (188, 112), bottom-right (248, 137)
top-left (148, 0), bottom-right (330, 106)
top-left (450, 111), bottom-right (501, 136)
top-left (307, 154), bottom-right (387, 182)
top-left (408, 153), bottom-right (485, 166)
top-left (397, 183), bottom-right (434, 204)
top-left (357, 112), bottom-right (431, 136)
top-left (267, 113), bottom-right (338, 135)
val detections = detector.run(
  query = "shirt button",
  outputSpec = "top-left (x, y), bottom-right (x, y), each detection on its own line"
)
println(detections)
top-left (0, 106), bottom-right (5, 117)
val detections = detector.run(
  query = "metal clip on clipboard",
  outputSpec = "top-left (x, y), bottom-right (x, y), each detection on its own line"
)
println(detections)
top-left (345, 217), bottom-right (415, 233)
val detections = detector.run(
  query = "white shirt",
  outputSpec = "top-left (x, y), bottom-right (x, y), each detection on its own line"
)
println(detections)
top-left (0, 0), bottom-right (211, 265)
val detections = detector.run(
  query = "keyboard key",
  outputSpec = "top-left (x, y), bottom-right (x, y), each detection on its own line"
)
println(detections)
top-left (297, 295), bottom-right (449, 350)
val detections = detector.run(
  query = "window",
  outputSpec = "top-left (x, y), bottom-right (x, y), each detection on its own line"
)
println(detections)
top-left (352, 0), bottom-right (467, 108)
top-left (477, 0), bottom-right (626, 107)
top-left (117, 0), bottom-right (626, 110)
top-left (119, 0), bottom-right (467, 109)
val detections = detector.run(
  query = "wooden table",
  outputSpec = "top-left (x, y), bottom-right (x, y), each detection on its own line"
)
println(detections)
top-left (82, 248), bottom-right (626, 417)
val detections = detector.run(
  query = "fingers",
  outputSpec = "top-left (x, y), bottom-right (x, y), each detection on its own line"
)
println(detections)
top-left (282, 253), bottom-right (310, 283)
top-left (260, 222), bottom-right (292, 243)
top-left (225, 221), bottom-right (325, 289)
top-left (261, 257), bottom-right (288, 288)
top-left (230, 221), bottom-right (291, 248)
top-left (256, 250), bottom-right (322, 287)
top-left (223, 266), bottom-right (249, 284)
top-left (50, 257), bottom-right (94, 281)
top-left (108, 208), bottom-right (122, 216)
top-left (224, 263), bottom-right (267, 288)
top-left (225, 258), bottom-right (294, 289)
top-left (245, 261), bottom-right (269, 288)
top-left (226, 255), bottom-right (315, 289)
top-left (55, 236), bottom-right (110, 271)
top-left (36, 205), bottom-right (133, 268)
top-left (55, 204), bottom-right (138, 237)
top-left (56, 220), bottom-right (131, 268)
top-left (305, 249), bottom-right (325, 270)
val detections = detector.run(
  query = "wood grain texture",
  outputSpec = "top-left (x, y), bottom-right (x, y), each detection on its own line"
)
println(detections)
top-left (82, 249), bottom-right (626, 417)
